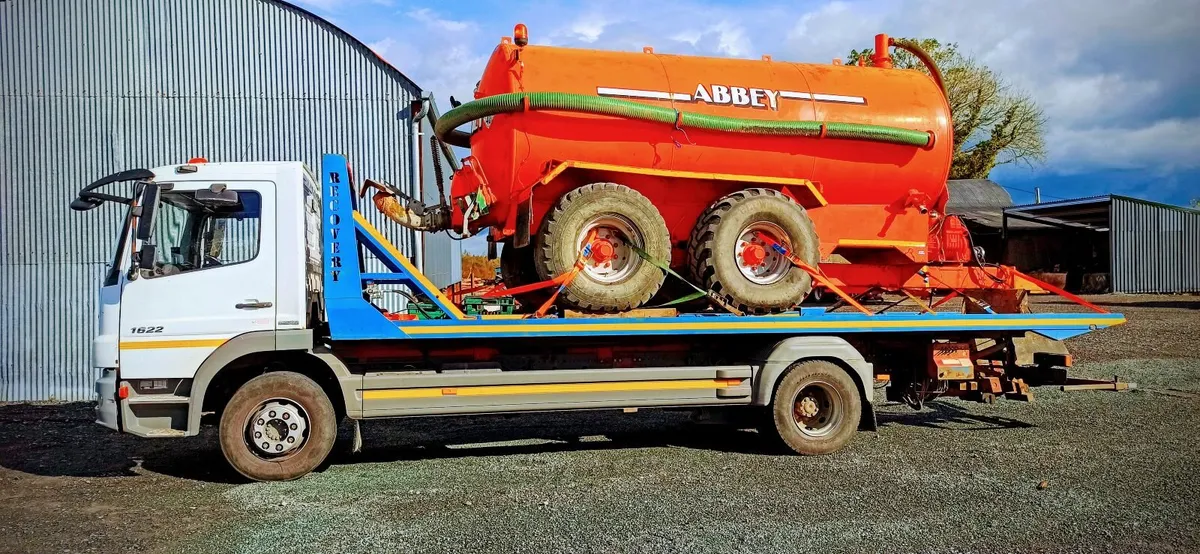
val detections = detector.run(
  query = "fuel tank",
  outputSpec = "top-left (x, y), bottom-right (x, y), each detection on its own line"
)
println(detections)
top-left (457, 33), bottom-right (953, 253)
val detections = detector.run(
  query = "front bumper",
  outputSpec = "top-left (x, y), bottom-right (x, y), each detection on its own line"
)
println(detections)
top-left (95, 371), bottom-right (191, 437)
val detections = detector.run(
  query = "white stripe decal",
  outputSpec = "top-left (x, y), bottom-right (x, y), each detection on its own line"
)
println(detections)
top-left (597, 87), bottom-right (866, 106)
top-left (811, 93), bottom-right (866, 104)
top-left (597, 87), bottom-right (692, 101)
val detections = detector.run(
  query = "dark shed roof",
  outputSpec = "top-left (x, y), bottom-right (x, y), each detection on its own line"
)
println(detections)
top-left (945, 179), bottom-right (1043, 229)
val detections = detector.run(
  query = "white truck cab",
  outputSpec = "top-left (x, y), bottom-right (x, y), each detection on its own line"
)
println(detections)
top-left (89, 161), bottom-right (322, 438)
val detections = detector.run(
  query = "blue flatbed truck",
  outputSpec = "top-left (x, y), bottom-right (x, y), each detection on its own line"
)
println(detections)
top-left (78, 155), bottom-right (1125, 481)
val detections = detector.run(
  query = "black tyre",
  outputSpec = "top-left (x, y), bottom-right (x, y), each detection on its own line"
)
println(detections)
top-left (688, 188), bottom-right (819, 314)
top-left (535, 183), bottom-right (670, 312)
top-left (766, 360), bottom-right (861, 455)
top-left (219, 371), bottom-right (338, 481)
top-left (499, 240), bottom-right (550, 310)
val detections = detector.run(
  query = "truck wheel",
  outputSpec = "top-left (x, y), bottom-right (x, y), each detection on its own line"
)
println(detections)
top-left (500, 241), bottom-right (550, 309)
top-left (536, 183), bottom-right (670, 312)
top-left (219, 371), bottom-right (337, 481)
top-left (688, 188), bottom-right (818, 314)
top-left (766, 360), bottom-right (861, 455)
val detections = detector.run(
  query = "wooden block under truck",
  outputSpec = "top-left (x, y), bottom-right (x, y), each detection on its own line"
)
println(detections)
top-left (72, 155), bottom-right (1125, 481)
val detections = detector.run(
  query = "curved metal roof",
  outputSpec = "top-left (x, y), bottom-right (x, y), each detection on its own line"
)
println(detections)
top-left (273, 0), bottom-right (420, 92)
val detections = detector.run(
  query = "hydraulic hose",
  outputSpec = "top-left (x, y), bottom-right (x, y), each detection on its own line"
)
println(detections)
top-left (890, 38), bottom-right (947, 99)
top-left (435, 92), bottom-right (934, 149)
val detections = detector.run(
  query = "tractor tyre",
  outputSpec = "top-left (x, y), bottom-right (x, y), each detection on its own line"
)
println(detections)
top-left (499, 240), bottom-right (550, 310)
top-left (688, 188), bottom-right (819, 314)
top-left (535, 183), bottom-right (670, 312)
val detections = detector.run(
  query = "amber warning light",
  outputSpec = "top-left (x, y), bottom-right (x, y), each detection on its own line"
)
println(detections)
top-left (514, 23), bottom-right (528, 47)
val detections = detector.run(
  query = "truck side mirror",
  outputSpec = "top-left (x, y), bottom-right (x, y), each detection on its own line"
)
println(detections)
top-left (137, 243), bottom-right (157, 270)
top-left (134, 183), bottom-right (161, 242)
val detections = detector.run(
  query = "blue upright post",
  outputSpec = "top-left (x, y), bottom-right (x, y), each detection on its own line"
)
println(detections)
top-left (321, 154), bottom-right (408, 339)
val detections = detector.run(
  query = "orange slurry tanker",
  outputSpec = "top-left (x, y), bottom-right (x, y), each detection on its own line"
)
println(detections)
top-left (369, 24), bottom-right (1030, 314)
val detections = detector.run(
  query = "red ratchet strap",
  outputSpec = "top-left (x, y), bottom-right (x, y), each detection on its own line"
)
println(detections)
top-left (753, 231), bottom-right (873, 316)
top-left (1015, 270), bottom-right (1108, 314)
top-left (480, 231), bottom-right (600, 313)
top-left (930, 290), bottom-right (960, 309)
top-left (531, 229), bottom-right (599, 317)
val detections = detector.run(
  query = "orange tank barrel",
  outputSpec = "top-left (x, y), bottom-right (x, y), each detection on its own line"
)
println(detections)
top-left (458, 33), bottom-right (952, 243)
top-left (437, 26), bottom-right (958, 312)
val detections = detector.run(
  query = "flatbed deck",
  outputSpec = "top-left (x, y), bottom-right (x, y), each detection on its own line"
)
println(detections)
top-left (319, 154), bottom-right (1124, 342)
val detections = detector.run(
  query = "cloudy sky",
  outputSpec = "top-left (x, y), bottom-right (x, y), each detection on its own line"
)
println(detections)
top-left (297, 0), bottom-right (1199, 210)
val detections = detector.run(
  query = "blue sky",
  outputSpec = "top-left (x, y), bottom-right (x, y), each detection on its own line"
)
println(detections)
top-left (297, 0), bottom-right (1200, 211)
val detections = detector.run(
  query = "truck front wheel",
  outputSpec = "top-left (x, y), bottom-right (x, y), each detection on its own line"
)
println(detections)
top-left (219, 371), bottom-right (338, 481)
top-left (766, 360), bottom-right (861, 455)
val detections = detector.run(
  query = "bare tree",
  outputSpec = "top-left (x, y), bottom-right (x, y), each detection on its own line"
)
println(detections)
top-left (848, 39), bottom-right (1046, 179)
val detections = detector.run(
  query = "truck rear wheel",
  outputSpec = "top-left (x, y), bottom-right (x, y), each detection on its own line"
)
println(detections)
top-left (536, 183), bottom-right (670, 312)
top-left (688, 188), bottom-right (818, 314)
top-left (766, 360), bottom-right (861, 455)
top-left (219, 371), bottom-right (337, 481)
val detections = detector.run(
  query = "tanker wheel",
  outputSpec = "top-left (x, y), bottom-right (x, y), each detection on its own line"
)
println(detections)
top-left (499, 240), bottom-right (550, 310)
top-left (535, 183), bottom-right (670, 312)
top-left (688, 188), bottom-right (819, 314)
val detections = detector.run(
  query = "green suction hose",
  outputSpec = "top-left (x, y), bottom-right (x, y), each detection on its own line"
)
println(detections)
top-left (435, 92), bottom-right (933, 148)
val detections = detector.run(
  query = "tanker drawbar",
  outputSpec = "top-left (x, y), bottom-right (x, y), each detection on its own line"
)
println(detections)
top-left (363, 24), bottom-right (1043, 316)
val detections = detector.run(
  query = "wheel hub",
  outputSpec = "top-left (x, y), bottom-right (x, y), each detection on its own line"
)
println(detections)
top-left (734, 222), bottom-right (790, 285)
top-left (248, 400), bottom-right (308, 457)
top-left (791, 382), bottom-right (842, 438)
top-left (741, 243), bottom-right (767, 266)
top-left (796, 395), bottom-right (820, 418)
top-left (576, 215), bottom-right (643, 284)
top-left (591, 239), bottom-right (617, 264)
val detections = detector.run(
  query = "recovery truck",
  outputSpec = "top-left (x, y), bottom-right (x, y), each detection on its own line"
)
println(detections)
top-left (74, 155), bottom-right (1125, 481)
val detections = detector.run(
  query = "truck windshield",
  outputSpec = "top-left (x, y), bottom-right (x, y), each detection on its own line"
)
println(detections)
top-left (145, 190), bottom-right (262, 277)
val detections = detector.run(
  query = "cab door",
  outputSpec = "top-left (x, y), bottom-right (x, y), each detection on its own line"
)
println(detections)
top-left (119, 181), bottom-right (276, 380)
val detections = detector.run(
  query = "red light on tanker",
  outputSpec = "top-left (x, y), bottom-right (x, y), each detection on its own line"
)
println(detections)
top-left (118, 384), bottom-right (129, 399)
top-left (188, 157), bottom-right (208, 164)
top-left (513, 23), bottom-right (528, 47)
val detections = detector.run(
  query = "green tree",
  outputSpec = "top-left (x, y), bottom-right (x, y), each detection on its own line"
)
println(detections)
top-left (848, 39), bottom-right (1046, 179)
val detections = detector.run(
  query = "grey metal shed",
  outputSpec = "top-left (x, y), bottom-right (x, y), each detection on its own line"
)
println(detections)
top-left (1004, 195), bottom-right (1200, 294)
top-left (0, 0), bottom-right (459, 401)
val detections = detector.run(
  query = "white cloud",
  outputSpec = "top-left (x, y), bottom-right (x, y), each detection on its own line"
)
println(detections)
top-left (1040, 73), bottom-right (1164, 126)
top-left (406, 8), bottom-right (474, 32)
top-left (706, 21), bottom-right (750, 57)
top-left (1047, 118), bottom-right (1200, 173)
top-left (568, 16), bottom-right (609, 43)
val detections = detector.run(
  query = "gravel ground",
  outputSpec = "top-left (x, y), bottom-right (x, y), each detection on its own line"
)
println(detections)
top-left (1, 293), bottom-right (1197, 553)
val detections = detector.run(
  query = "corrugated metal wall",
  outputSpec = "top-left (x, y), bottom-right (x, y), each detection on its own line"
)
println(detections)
top-left (1111, 196), bottom-right (1200, 293)
top-left (0, 0), bottom-right (457, 401)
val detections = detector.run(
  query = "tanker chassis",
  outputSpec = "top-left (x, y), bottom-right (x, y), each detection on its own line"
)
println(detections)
top-left (74, 155), bottom-right (1124, 481)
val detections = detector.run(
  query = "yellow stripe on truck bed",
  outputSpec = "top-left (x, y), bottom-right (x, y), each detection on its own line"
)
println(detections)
top-left (362, 378), bottom-right (745, 400)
